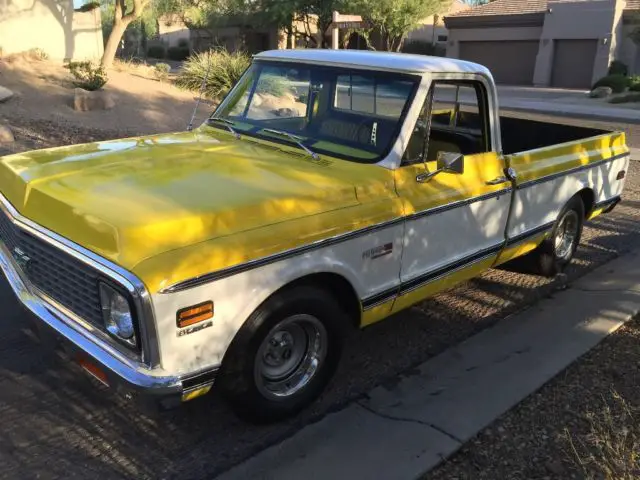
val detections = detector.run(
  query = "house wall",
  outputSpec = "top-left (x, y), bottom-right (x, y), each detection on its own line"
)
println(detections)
top-left (0, 0), bottom-right (103, 60)
top-left (620, 23), bottom-right (640, 74)
top-left (158, 17), bottom-right (190, 48)
top-left (533, 0), bottom-right (622, 86)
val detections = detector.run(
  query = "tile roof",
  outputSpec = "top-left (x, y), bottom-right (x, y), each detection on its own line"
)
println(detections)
top-left (449, 0), bottom-right (640, 18)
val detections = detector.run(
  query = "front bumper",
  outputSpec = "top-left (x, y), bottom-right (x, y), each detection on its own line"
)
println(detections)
top-left (0, 241), bottom-right (217, 408)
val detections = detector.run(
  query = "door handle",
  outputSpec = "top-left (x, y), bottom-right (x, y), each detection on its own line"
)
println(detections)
top-left (486, 176), bottom-right (509, 185)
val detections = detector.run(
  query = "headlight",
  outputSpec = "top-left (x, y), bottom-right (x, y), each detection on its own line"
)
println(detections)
top-left (99, 283), bottom-right (136, 346)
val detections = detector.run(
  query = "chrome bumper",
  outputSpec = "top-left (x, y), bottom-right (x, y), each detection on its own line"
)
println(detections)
top-left (0, 240), bottom-right (207, 406)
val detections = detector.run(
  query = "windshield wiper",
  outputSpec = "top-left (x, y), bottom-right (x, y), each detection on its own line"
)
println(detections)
top-left (261, 128), bottom-right (319, 160)
top-left (207, 117), bottom-right (240, 139)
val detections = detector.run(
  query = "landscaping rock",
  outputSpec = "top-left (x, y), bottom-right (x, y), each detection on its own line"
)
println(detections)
top-left (73, 88), bottom-right (115, 111)
top-left (589, 86), bottom-right (613, 98)
top-left (0, 125), bottom-right (14, 143)
top-left (0, 85), bottom-right (14, 103)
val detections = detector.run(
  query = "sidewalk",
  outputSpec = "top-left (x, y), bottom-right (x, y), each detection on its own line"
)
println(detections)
top-left (496, 86), bottom-right (640, 123)
top-left (218, 250), bottom-right (640, 480)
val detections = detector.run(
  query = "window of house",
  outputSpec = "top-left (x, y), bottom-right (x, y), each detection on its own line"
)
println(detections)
top-left (437, 35), bottom-right (448, 42)
top-left (403, 80), bottom-right (490, 164)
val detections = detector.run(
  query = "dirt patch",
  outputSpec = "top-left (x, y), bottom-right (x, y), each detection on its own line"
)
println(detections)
top-left (0, 57), bottom-right (211, 151)
top-left (426, 318), bottom-right (640, 480)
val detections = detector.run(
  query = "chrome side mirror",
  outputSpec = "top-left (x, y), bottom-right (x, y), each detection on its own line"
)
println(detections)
top-left (416, 152), bottom-right (464, 183)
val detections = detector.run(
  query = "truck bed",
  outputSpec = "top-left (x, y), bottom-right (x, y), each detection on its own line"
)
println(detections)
top-left (500, 116), bottom-right (609, 156)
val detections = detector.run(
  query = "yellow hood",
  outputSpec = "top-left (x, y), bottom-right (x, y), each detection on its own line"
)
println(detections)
top-left (0, 129), bottom-right (383, 270)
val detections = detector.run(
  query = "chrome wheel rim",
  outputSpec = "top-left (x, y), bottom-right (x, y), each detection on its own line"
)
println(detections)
top-left (554, 210), bottom-right (579, 259)
top-left (255, 314), bottom-right (327, 399)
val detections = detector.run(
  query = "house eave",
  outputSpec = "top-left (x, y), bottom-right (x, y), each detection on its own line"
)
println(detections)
top-left (444, 12), bottom-right (545, 29)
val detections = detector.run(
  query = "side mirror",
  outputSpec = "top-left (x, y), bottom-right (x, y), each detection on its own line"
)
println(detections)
top-left (437, 151), bottom-right (464, 175)
top-left (416, 152), bottom-right (465, 183)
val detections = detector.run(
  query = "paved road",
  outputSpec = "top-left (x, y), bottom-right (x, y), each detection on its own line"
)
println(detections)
top-left (1, 113), bottom-right (640, 479)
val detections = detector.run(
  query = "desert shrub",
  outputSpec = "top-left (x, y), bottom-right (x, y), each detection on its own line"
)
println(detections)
top-left (66, 61), bottom-right (108, 90)
top-left (27, 48), bottom-right (48, 61)
top-left (565, 391), bottom-right (638, 480)
top-left (176, 49), bottom-right (251, 100)
top-left (177, 38), bottom-right (190, 49)
top-left (154, 62), bottom-right (171, 81)
top-left (401, 40), bottom-right (445, 57)
top-left (609, 92), bottom-right (640, 103)
top-left (608, 60), bottom-right (629, 77)
top-left (147, 45), bottom-right (165, 59)
top-left (592, 74), bottom-right (629, 94)
top-left (167, 46), bottom-right (190, 61)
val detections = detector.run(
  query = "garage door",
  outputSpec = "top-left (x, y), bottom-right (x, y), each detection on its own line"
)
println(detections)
top-left (458, 41), bottom-right (539, 85)
top-left (551, 40), bottom-right (598, 89)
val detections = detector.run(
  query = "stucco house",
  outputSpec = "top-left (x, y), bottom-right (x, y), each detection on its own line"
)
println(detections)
top-left (406, 0), bottom-right (470, 46)
top-left (444, 0), bottom-right (640, 88)
top-left (0, 0), bottom-right (103, 61)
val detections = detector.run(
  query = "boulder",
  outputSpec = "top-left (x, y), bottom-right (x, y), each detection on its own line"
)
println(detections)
top-left (589, 86), bottom-right (613, 98)
top-left (0, 125), bottom-right (14, 143)
top-left (73, 88), bottom-right (115, 112)
top-left (0, 85), bottom-right (14, 103)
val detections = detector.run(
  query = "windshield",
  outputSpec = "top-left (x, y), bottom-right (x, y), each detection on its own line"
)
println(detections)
top-left (209, 61), bottom-right (420, 163)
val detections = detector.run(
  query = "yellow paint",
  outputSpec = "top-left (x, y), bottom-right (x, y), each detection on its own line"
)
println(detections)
top-left (0, 126), bottom-right (402, 292)
top-left (361, 298), bottom-right (396, 327)
top-left (392, 256), bottom-right (495, 314)
top-left (507, 132), bottom-right (628, 184)
top-left (182, 385), bottom-right (212, 402)
top-left (588, 207), bottom-right (605, 221)
top-left (494, 232), bottom-right (548, 266)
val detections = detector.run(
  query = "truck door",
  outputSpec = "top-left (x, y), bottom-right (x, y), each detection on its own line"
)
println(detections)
top-left (392, 78), bottom-right (512, 313)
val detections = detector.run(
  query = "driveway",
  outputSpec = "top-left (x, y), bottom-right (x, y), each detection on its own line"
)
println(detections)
top-left (1, 113), bottom-right (640, 479)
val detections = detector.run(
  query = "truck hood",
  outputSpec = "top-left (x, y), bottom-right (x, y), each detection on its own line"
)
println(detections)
top-left (0, 129), bottom-right (387, 270)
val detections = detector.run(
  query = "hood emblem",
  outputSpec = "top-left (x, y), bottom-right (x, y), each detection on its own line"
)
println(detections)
top-left (12, 247), bottom-right (30, 271)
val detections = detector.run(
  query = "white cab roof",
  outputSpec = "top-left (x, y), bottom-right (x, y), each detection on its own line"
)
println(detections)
top-left (254, 49), bottom-right (491, 76)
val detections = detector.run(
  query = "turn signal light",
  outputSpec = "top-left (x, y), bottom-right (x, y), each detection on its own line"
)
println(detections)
top-left (77, 357), bottom-right (109, 387)
top-left (177, 301), bottom-right (214, 328)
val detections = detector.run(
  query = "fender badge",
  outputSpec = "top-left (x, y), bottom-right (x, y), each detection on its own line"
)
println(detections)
top-left (177, 320), bottom-right (213, 337)
top-left (363, 243), bottom-right (393, 260)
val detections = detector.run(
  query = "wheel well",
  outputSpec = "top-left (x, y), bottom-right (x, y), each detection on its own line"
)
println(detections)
top-left (576, 188), bottom-right (595, 218)
top-left (279, 273), bottom-right (362, 329)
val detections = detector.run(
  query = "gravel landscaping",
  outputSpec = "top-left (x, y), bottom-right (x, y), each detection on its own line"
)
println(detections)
top-left (427, 317), bottom-right (640, 480)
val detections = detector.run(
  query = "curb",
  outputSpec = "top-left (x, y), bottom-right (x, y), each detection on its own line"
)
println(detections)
top-left (218, 250), bottom-right (640, 480)
top-left (500, 104), bottom-right (640, 125)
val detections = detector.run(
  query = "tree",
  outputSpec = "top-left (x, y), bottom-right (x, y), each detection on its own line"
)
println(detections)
top-left (102, 0), bottom-right (152, 68)
top-left (355, 0), bottom-right (450, 52)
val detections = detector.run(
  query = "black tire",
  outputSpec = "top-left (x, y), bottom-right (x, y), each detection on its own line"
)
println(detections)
top-left (217, 285), bottom-right (346, 423)
top-left (532, 195), bottom-right (585, 277)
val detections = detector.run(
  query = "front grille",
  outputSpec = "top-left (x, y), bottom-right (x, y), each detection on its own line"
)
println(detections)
top-left (0, 207), bottom-right (104, 327)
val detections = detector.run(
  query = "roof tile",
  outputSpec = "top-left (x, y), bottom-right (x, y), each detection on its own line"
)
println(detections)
top-left (449, 0), bottom-right (640, 18)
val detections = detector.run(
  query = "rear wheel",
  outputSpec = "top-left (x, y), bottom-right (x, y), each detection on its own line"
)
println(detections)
top-left (532, 196), bottom-right (584, 277)
top-left (217, 286), bottom-right (345, 423)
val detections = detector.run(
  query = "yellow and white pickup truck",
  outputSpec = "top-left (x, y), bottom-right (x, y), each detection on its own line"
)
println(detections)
top-left (0, 50), bottom-right (629, 422)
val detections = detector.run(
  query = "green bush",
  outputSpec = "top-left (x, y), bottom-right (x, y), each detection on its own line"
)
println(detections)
top-left (66, 61), bottom-right (108, 91)
top-left (153, 62), bottom-right (171, 82)
top-left (75, 1), bottom-right (100, 11)
top-left (608, 60), bottom-right (628, 76)
top-left (27, 48), bottom-right (48, 61)
top-left (167, 46), bottom-right (190, 61)
top-left (609, 92), bottom-right (640, 103)
top-left (628, 75), bottom-right (640, 91)
top-left (176, 49), bottom-right (251, 100)
top-left (147, 45), bottom-right (165, 59)
top-left (256, 73), bottom-right (287, 97)
top-left (592, 74), bottom-right (629, 94)
top-left (401, 40), bottom-right (446, 57)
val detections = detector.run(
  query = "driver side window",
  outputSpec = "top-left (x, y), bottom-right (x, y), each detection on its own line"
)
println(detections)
top-left (403, 80), bottom-right (490, 164)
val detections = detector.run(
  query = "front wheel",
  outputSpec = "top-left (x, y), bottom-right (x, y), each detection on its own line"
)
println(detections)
top-left (217, 286), bottom-right (345, 423)
top-left (532, 196), bottom-right (585, 277)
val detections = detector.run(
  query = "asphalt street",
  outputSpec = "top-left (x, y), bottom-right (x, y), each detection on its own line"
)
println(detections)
top-left (1, 112), bottom-right (639, 479)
